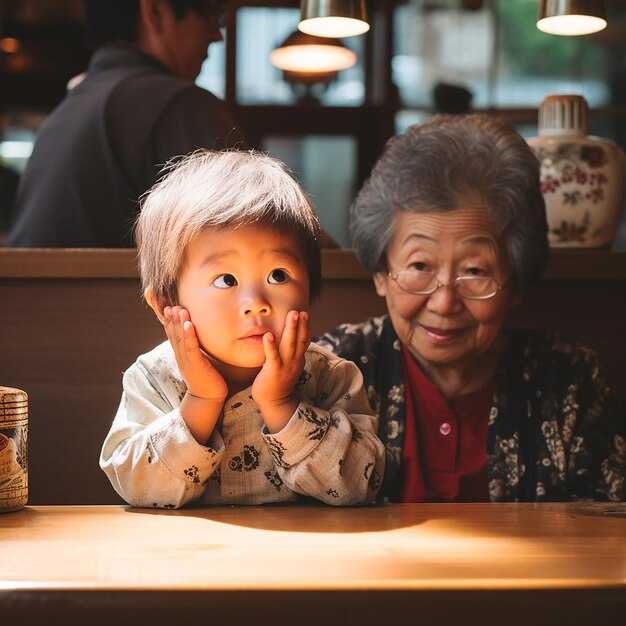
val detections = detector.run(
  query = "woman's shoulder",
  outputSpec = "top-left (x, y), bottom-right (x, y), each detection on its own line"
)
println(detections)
top-left (505, 328), bottom-right (599, 363)
top-left (502, 328), bottom-right (605, 389)
top-left (314, 315), bottom-right (391, 356)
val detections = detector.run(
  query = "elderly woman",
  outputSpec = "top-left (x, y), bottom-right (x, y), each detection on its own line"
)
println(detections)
top-left (316, 114), bottom-right (625, 503)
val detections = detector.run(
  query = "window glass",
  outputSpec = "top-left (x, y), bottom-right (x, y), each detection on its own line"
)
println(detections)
top-left (494, 0), bottom-right (609, 108)
top-left (196, 38), bottom-right (226, 100)
top-left (393, 2), bottom-right (494, 111)
top-left (264, 135), bottom-right (358, 246)
top-left (234, 7), bottom-right (365, 106)
top-left (391, 1), bottom-right (626, 248)
top-left (0, 126), bottom-right (35, 174)
top-left (392, 0), bottom-right (614, 114)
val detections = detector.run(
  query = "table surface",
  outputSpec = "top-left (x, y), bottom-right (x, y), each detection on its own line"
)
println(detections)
top-left (2, 503), bottom-right (626, 592)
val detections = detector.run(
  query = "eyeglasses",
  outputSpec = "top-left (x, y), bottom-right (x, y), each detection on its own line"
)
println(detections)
top-left (388, 269), bottom-right (506, 300)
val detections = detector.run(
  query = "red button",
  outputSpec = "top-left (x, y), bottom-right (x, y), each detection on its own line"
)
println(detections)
top-left (439, 422), bottom-right (452, 436)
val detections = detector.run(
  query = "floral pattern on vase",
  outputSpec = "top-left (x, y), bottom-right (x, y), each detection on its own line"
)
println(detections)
top-left (530, 140), bottom-right (624, 248)
top-left (528, 94), bottom-right (625, 249)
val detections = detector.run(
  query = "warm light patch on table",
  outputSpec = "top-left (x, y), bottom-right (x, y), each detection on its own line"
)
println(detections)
top-left (2, 504), bottom-right (625, 592)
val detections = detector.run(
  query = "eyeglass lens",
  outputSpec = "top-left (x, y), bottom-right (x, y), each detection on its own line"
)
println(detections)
top-left (394, 271), bottom-right (497, 298)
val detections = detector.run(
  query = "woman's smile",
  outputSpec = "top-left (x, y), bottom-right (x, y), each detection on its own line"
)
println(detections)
top-left (419, 324), bottom-right (468, 344)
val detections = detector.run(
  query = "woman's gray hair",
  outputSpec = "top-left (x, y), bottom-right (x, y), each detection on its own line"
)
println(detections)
top-left (350, 114), bottom-right (548, 291)
top-left (136, 150), bottom-right (323, 304)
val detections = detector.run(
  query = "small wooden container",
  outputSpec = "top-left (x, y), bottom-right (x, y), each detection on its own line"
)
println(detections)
top-left (0, 386), bottom-right (28, 512)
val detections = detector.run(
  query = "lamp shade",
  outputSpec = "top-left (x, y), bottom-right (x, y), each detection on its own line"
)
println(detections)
top-left (537, 0), bottom-right (607, 36)
top-left (0, 37), bottom-right (21, 53)
top-left (299, 0), bottom-right (369, 38)
top-left (270, 31), bottom-right (356, 73)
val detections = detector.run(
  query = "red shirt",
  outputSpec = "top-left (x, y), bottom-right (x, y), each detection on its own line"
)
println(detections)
top-left (400, 345), bottom-right (491, 502)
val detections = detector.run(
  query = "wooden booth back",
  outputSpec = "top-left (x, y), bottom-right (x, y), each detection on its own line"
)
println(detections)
top-left (1, 249), bottom-right (624, 505)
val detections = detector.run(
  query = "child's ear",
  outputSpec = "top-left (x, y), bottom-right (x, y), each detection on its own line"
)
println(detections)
top-left (145, 287), bottom-right (168, 324)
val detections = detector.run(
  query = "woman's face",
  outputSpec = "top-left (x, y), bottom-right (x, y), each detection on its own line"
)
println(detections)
top-left (373, 206), bottom-right (518, 377)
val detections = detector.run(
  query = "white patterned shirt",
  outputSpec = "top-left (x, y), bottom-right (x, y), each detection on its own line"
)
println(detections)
top-left (100, 341), bottom-right (384, 508)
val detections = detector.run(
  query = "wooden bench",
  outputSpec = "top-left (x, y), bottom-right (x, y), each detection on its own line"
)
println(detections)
top-left (1, 248), bottom-right (625, 504)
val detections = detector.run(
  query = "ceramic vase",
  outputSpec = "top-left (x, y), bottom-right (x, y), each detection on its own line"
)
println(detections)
top-left (528, 94), bottom-right (625, 248)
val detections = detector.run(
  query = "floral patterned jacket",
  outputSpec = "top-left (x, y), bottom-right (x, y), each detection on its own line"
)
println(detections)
top-left (100, 341), bottom-right (384, 508)
top-left (315, 316), bottom-right (626, 502)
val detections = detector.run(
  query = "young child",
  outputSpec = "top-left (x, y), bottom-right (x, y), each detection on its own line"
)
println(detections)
top-left (100, 150), bottom-right (385, 508)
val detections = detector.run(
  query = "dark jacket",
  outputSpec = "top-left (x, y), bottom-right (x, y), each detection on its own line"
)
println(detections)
top-left (316, 316), bottom-right (626, 502)
top-left (8, 47), bottom-right (246, 247)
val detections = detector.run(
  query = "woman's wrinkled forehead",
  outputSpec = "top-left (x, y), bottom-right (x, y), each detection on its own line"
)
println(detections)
top-left (388, 206), bottom-right (505, 261)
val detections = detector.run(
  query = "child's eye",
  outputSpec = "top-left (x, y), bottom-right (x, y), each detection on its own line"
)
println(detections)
top-left (267, 269), bottom-right (288, 284)
top-left (213, 273), bottom-right (237, 288)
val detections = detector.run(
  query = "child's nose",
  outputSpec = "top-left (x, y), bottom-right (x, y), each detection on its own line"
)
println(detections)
top-left (240, 289), bottom-right (271, 317)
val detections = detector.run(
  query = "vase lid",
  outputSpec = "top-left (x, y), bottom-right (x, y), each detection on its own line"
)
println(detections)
top-left (538, 94), bottom-right (588, 138)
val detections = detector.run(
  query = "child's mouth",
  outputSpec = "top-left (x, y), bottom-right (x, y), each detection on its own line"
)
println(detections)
top-left (239, 327), bottom-right (272, 345)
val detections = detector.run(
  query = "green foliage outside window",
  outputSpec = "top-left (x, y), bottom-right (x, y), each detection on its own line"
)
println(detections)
top-left (496, 0), bottom-right (605, 78)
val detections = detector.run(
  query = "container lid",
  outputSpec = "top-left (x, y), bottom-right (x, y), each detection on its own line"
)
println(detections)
top-left (0, 386), bottom-right (28, 407)
top-left (538, 94), bottom-right (588, 138)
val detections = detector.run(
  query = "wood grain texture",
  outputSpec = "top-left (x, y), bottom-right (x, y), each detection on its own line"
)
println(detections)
top-left (1, 504), bottom-right (624, 626)
top-left (2, 503), bottom-right (625, 590)
top-left (2, 248), bottom-right (626, 279)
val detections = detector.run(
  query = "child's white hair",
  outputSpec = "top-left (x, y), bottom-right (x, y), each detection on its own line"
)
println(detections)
top-left (135, 150), bottom-right (323, 304)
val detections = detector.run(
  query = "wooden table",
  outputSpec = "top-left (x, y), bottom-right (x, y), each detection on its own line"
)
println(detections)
top-left (1, 503), bottom-right (625, 625)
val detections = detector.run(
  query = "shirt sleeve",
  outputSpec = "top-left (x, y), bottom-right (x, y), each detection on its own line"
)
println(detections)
top-left (261, 351), bottom-right (385, 505)
top-left (99, 360), bottom-right (224, 508)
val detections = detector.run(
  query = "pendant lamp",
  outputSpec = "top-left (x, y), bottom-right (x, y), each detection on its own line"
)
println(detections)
top-left (270, 31), bottom-right (357, 104)
top-left (270, 31), bottom-right (357, 74)
top-left (536, 0), bottom-right (607, 36)
top-left (299, 0), bottom-right (369, 38)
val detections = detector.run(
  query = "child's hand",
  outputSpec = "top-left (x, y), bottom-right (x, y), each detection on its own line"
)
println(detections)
top-left (252, 310), bottom-right (309, 433)
top-left (163, 306), bottom-right (228, 404)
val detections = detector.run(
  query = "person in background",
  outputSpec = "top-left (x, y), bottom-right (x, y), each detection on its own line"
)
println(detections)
top-left (0, 107), bottom-right (20, 243)
top-left (100, 150), bottom-right (384, 508)
top-left (7, 0), bottom-right (247, 248)
top-left (0, 162), bottom-right (19, 243)
top-left (432, 81), bottom-right (473, 114)
top-left (316, 114), bottom-right (626, 503)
